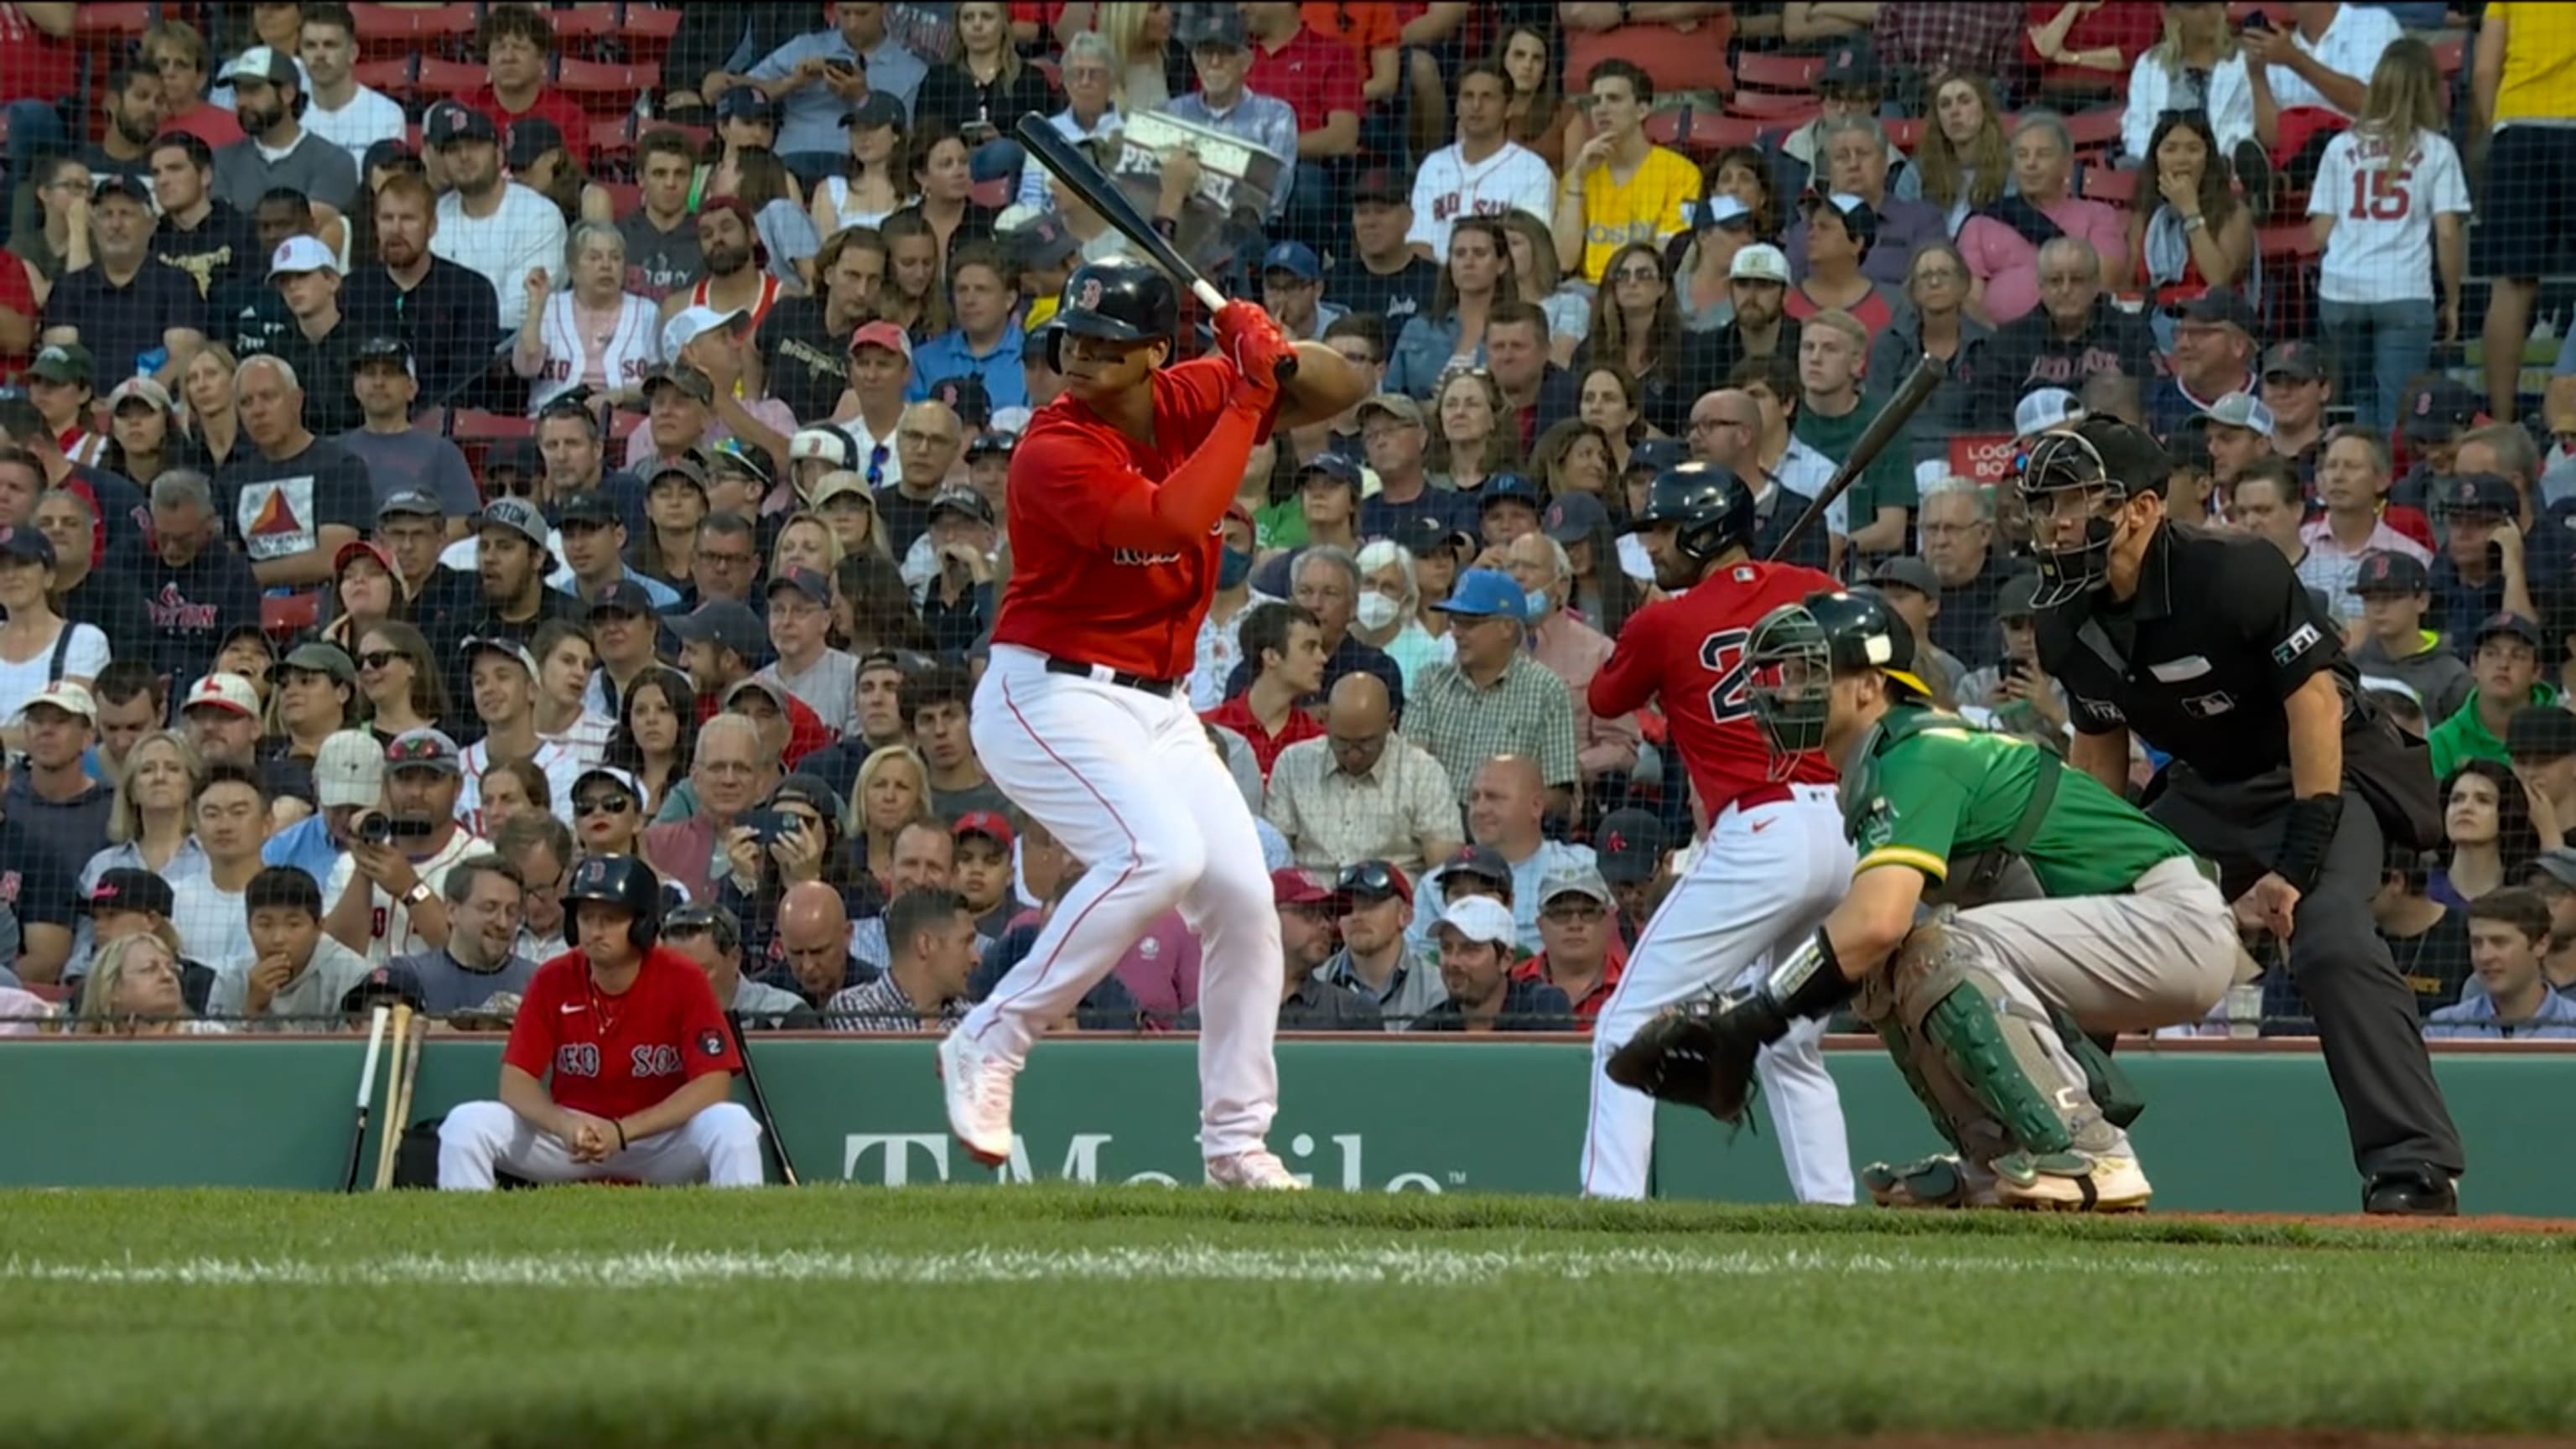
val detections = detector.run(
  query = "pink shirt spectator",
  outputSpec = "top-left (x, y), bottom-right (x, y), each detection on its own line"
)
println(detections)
top-left (1005, 905), bottom-right (1201, 1020)
top-left (621, 397), bottom-right (798, 473)
top-left (1959, 198), bottom-right (2129, 325)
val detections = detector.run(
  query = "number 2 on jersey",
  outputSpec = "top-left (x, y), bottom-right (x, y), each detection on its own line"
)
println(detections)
top-left (2348, 166), bottom-right (2412, 221)
top-left (1700, 627), bottom-right (1752, 723)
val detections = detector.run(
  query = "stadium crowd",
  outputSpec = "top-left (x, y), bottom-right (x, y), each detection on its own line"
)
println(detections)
top-left (0, 0), bottom-right (2568, 1043)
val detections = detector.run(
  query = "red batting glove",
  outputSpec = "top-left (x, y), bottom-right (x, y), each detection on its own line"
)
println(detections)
top-left (1213, 299), bottom-right (1284, 352)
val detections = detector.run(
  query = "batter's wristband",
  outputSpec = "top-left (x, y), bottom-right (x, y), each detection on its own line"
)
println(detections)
top-left (2273, 793), bottom-right (2345, 896)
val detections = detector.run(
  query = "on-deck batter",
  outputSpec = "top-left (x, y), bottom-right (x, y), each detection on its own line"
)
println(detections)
top-left (1580, 461), bottom-right (1856, 1203)
top-left (937, 257), bottom-right (1364, 1189)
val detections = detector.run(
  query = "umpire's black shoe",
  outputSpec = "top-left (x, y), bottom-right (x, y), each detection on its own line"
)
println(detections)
top-left (2362, 1167), bottom-right (2459, 1217)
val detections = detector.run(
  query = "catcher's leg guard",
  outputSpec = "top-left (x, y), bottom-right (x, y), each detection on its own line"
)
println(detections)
top-left (1896, 920), bottom-right (2150, 1213)
top-left (1858, 1154), bottom-right (2002, 1209)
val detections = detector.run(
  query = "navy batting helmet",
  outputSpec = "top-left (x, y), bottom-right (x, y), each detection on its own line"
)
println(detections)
top-left (562, 854), bottom-right (664, 952)
top-left (1048, 256), bottom-right (1178, 370)
top-left (1626, 460), bottom-right (1756, 564)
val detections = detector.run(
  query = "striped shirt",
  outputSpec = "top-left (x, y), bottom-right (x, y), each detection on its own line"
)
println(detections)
top-left (825, 971), bottom-right (963, 1032)
top-left (1400, 658), bottom-right (1581, 801)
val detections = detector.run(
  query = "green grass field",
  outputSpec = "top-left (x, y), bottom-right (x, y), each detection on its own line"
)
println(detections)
top-left (5, 1187), bottom-right (2572, 1447)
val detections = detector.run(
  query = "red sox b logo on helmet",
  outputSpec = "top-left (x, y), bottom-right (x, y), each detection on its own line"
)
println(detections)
top-left (1077, 278), bottom-right (1104, 309)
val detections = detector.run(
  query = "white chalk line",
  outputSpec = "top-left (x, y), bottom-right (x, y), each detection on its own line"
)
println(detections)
top-left (0, 1242), bottom-right (2297, 1290)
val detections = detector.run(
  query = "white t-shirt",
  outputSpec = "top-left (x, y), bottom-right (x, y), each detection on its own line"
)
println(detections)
top-left (434, 183), bottom-right (569, 333)
top-left (1407, 140), bottom-right (1558, 260)
top-left (169, 874), bottom-right (254, 974)
top-left (455, 735), bottom-right (594, 835)
top-left (2262, 3), bottom-right (2402, 117)
top-left (2309, 127), bottom-right (2470, 304)
top-left (324, 826), bottom-right (490, 962)
top-left (2122, 52), bottom-right (2255, 164)
top-left (0, 623), bottom-right (109, 722)
top-left (302, 86), bottom-right (408, 174)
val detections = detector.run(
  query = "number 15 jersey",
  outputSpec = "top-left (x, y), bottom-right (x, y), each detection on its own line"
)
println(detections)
top-left (1587, 558), bottom-right (1840, 816)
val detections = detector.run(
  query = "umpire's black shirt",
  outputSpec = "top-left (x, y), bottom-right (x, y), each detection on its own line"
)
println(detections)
top-left (2037, 521), bottom-right (2355, 782)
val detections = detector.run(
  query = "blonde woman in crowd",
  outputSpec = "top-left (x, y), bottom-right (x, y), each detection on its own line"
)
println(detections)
top-left (771, 512), bottom-right (847, 579)
top-left (2122, 1), bottom-right (2255, 169)
top-left (70, 730), bottom-right (207, 979)
top-left (855, 743), bottom-right (937, 890)
top-left (179, 344), bottom-right (244, 471)
top-left (78, 935), bottom-right (226, 1036)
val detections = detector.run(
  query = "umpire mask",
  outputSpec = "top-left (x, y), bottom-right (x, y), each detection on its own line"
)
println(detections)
top-left (1744, 603), bottom-right (1835, 761)
top-left (2018, 428), bottom-right (2132, 608)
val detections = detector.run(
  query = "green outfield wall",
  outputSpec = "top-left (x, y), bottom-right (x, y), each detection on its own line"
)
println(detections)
top-left (1, 1037), bottom-right (2561, 1213)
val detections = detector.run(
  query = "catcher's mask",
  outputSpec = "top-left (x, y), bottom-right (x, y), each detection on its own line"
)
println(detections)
top-left (2016, 422), bottom-right (2167, 608)
top-left (1745, 602), bottom-right (1836, 761)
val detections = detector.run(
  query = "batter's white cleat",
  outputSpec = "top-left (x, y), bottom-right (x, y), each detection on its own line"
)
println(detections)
top-left (1990, 1150), bottom-right (2153, 1213)
top-left (1204, 1149), bottom-right (1305, 1190)
top-left (936, 1029), bottom-right (1015, 1167)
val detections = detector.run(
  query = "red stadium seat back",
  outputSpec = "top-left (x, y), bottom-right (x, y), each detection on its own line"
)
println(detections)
top-left (352, 58), bottom-right (416, 96)
top-left (416, 57), bottom-right (485, 95)
top-left (2080, 166), bottom-right (2137, 205)
top-left (73, 3), bottom-right (153, 39)
top-left (555, 57), bottom-right (655, 112)
top-left (1731, 51), bottom-right (1819, 99)
top-left (262, 592), bottom-right (320, 638)
top-left (1644, 106), bottom-right (1768, 158)
top-left (2064, 108), bottom-right (2122, 161)
top-left (1726, 88), bottom-right (1817, 123)
top-left (1883, 117), bottom-right (1922, 153)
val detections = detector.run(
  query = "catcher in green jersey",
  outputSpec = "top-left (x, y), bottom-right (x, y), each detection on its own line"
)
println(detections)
top-left (1607, 589), bottom-right (2246, 1211)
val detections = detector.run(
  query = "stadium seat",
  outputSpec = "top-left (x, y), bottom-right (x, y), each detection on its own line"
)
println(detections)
top-left (543, 5), bottom-right (619, 55)
top-left (72, 3), bottom-right (153, 39)
top-left (1883, 117), bottom-right (1922, 152)
top-left (2080, 166), bottom-right (2137, 205)
top-left (352, 2), bottom-right (481, 57)
top-left (449, 409), bottom-right (537, 443)
top-left (554, 58), bottom-right (654, 112)
top-left (597, 179), bottom-right (641, 216)
top-left (1725, 88), bottom-right (1816, 123)
top-left (619, 4), bottom-right (683, 54)
top-left (589, 114), bottom-right (638, 158)
top-left (416, 57), bottom-right (484, 94)
top-left (2257, 222), bottom-right (2321, 262)
top-left (262, 592), bottom-right (319, 637)
top-left (353, 58), bottom-right (414, 94)
top-left (1731, 51), bottom-right (1819, 99)
top-left (2064, 107), bottom-right (2122, 159)
top-left (1644, 106), bottom-right (1768, 158)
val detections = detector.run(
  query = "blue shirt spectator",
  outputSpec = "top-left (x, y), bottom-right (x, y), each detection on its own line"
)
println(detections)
top-left (747, 12), bottom-right (929, 164)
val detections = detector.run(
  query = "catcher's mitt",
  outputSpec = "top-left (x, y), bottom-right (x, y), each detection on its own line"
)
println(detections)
top-left (1606, 987), bottom-right (1769, 1124)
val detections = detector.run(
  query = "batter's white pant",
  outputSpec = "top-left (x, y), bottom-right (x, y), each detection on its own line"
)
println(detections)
top-left (960, 646), bottom-right (1281, 1159)
top-left (435, 1100), bottom-right (766, 1189)
top-left (1581, 785), bottom-right (1857, 1203)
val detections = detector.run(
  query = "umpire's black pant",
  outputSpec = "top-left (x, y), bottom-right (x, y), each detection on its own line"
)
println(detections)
top-left (2149, 766), bottom-right (2464, 1182)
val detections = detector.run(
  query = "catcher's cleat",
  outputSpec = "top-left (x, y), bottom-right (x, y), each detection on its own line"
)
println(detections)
top-left (1988, 1150), bottom-right (2152, 1213)
top-left (1860, 1154), bottom-right (2001, 1209)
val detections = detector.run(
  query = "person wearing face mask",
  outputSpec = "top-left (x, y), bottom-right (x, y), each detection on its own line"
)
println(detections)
top-left (1349, 540), bottom-right (1443, 689)
top-left (1188, 504), bottom-right (1264, 712)
top-left (1504, 531), bottom-right (1640, 793)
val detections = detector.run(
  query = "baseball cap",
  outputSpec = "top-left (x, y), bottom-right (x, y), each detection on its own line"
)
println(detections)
top-left (1864, 556), bottom-right (1940, 597)
top-left (267, 235), bottom-right (339, 280)
top-left (1336, 859), bottom-right (1413, 904)
top-left (1592, 808), bottom-right (1667, 885)
top-left (1543, 491), bottom-right (1609, 544)
top-left (107, 376), bottom-right (173, 414)
top-left (1261, 242), bottom-right (1322, 281)
top-left (2201, 391), bottom-right (2276, 438)
top-left (2532, 848), bottom-right (2576, 890)
top-left (929, 486), bottom-right (995, 526)
top-left (669, 600), bottom-right (769, 662)
top-left (709, 438), bottom-right (774, 487)
top-left (647, 454), bottom-right (711, 493)
top-left (1810, 191), bottom-right (1878, 248)
top-left (1357, 392), bottom-right (1424, 428)
top-left (2450, 472), bottom-right (2520, 517)
top-left (1997, 570), bottom-right (2042, 619)
top-left (763, 772), bottom-right (839, 818)
top-left (572, 764), bottom-right (646, 804)
top-left (1270, 866), bottom-right (1343, 909)
top-left (851, 320), bottom-right (912, 358)
top-left (1353, 168), bottom-right (1406, 204)
top-left (0, 524), bottom-right (55, 569)
top-left (840, 90), bottom-right (905, 130)
top-left (2475, 611), bottom-right (2542, 652)
top-left (11, 679), bottom-right (94, 724)
top-left (809, 470), bottom-right (874, 509)
top-left (1539, 864), bottom-right (1613, 911)
top-left (314, 729), bottom-right (383, 808)
top-left (2176, 288), bottom-right (2258, 335)
top-left (723, 677), bottom-right (788, 715)
top-left (280, 641), bottom-right (356, 686)
top-left (340, 963), bottom-right (430, 1015)
top-left (504, 115), bottom-right (568, 173)
top-left (2507, 704), bottom-right (2576, 762)
top-left (714, 86), bottom-right (781, 124)
top-left (1299, 452), bottom-right (1361, 490)
top-left (90, 174), bottom-right (153, 207)
top-left (424, 101), bottom-right (499, 148)
top-left (464, 635), bottom-right (541, 679)
top-left (640, 364), bottom-right (716, 406)
top-left (2400, 375), bottom-right (2481, 443)
top-left (1432, 895), bottom-right (1518, 951)
top-left (1478, 474), bottom-right (1544, 512)
top-left (476, 496), bottom-right (550, 550)
top-left (1010, 214), bottom-right (1082, 270)
top-left (181, 673), bottom-right (259, 719)
top-left (662, 304), bottom-right (750, 357)
top-left (377, 490), bottom-right (444, 522)
top-left (954, 810), bottom-right (1015, 850)
top-left (355, 335), bottom-right (413, 375)
top-left (1730, 243), bottom-right (1789, 283)
top-left (1690, 195), bottom-right (1754, 232)
top-left (1194, 3), bottom-right (1249, 49)
top-left (220, 45), bottom-right (297, 86)
top-left (966, 431), bottom-right (1018, 462)
top-left (1628, 439), bottom-right (1685, 475)
top-left (766, 565), bottom-right (830, 605)
top-left (1817, 37), bottom-right (1882, 91)
top-left (927, 375), bottom-right (993, 428)
top-left (1440, 844), bottom-right (1513, 890)
top-left (1396, 514), bottom-right (1475, 558)
top-left (2013, 387), bottom-right (2084, 439)
top-left (2350, 550), bottom-right (2431, 596)
top-left (1436, 568), bottom-right (1526, 621)
top-left (334, 538), bottom-right (394, 579)
top-left (386, 727), bottom-right (464, 776)
top-left (87, 868), bottom-right (175, 919)
top-left (585, 579), bottom-right (655, 620)
top-left (2262, 340), bottom-right (2327, 385)
top-left (27, 344), bottom-right (90, 387)
top-left (789, 425), bottom-right (859, 470)
top-left (557, 491), bottom-right (620, 528)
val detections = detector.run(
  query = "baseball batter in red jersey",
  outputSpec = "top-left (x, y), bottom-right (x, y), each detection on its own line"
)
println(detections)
top-left (1579, 462), bottom-right (1857, 1202)
top-left (940, 257), bottom-right (1364, 1188)
top-left (436, 854), bottom-right (766, 1189)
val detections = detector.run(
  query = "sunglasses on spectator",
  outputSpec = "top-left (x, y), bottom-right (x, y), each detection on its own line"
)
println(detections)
top-left (385, 736), bottom-right (447, 765)
top-left (1337, 861), bottom-right (1402, 898)
top-left (575, 794), bottom-right (633, 817)
top-left (358, 651), bottom-right (403, 671)
top-left (489, 476), bottom-right (539, 499)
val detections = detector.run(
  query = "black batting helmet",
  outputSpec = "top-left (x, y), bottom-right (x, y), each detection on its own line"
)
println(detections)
top-left (1048, 256), bottom-right (1178, 370)
top-left (562, 854), bottom-right (664, 951)
top-left (1625, 460), bottom-right (1756, 564)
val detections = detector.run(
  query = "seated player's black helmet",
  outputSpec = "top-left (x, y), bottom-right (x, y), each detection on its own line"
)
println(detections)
top-left (1624, 460), bottom-right (1756, 564)
top-left (562, 854), bottom-right (666, 950)
top-left (1743, 589), bottom-right (1930, 757)
top-left (1048, 256), bottom-right (1179, 370)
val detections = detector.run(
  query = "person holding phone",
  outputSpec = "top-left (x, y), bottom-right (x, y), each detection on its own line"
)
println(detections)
top-left (714, 772), bottom-right (881, 966)
top-left (1956, 574), bottom-right (2071, 746)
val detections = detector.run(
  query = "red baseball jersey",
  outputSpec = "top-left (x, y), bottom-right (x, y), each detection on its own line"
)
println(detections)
top-left (502, 944), bottom-right (742, 1122)
top-left (991, 357), bottom-right (1264, 680)
top-left (1588, 560), bottom-right (1840, 814)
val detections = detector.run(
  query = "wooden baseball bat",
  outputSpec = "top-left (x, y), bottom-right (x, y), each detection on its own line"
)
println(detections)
top-left (341, 1005), bottom-right (391, 1194)
top-left (385, 1012), bottom-right (427, 1188)
top-left (1010, 115), bottom-right (1295, 381)
top-left (371, 1005), bottom-right (412, 1192)
top-left (1768, 354), bottom-right (1948, 564)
